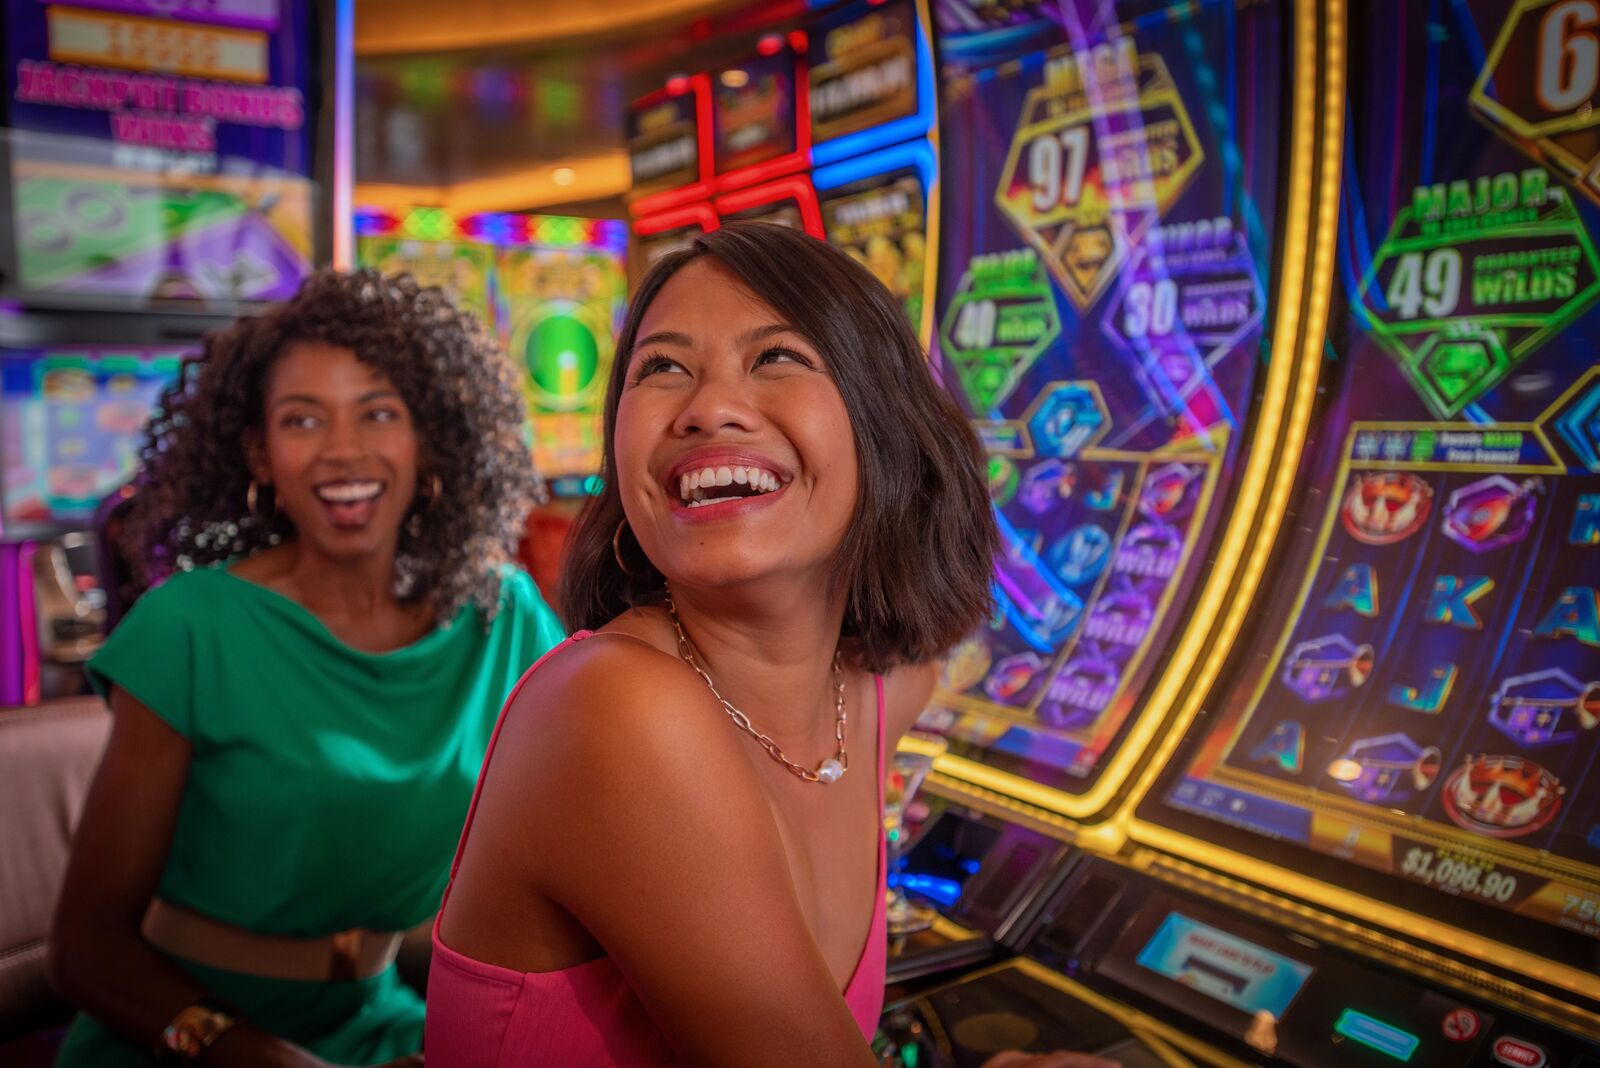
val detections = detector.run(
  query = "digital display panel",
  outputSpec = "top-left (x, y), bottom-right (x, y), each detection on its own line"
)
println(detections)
top-left (1147, 0), bottom-right (1600, 973)
top-left (712, 46), bottom-right (797, 176)
top-left (356, 210), bottom-right (627, 489)
top-left (1134, 912), bottom-right (1313, 1018)
top-left (820, 167), bottom-right (928, 327)
top-left (3, 0), bottom-right (321, 308)
top-left (916, 0), bottom-right (1288, 794)
top-left (808, 0), bottom-right (919, 145)
top-left (1, 346), bottom-right (185, 526)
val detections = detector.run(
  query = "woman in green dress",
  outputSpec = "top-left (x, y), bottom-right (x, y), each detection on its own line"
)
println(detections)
top-left (48, 270), bottom-right (566, 1067)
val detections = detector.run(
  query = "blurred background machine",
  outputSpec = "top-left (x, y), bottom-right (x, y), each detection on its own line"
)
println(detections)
top-left (0, 0), bottom-right (350, 702)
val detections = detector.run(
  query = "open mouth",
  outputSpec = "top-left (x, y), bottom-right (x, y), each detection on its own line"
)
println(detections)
top-left (676, 464), bottom-right (786, 509)
top-left (314, 480), bottom-right (385, 528)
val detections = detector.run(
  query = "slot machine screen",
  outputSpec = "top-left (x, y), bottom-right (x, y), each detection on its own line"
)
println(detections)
top-left (1, 346), bottom-right (184, 528)
top-left (1142, 0), bottom-right (1600, 979)
top-left (918, 0), bottom-right (1290, 797)
top-left (355, 211), bottom-right (628, 488)
top-left (1, 0), bottom-right (329, 311)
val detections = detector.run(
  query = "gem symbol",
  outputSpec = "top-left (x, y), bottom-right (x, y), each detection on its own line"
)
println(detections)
top-left (1023, 382), bottom-right (1111, 459)
top-left (1441, 476), bottom-right (1541, 553)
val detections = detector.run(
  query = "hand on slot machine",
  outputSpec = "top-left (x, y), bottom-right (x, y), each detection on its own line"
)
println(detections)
top-left (981, 1052), bottom-right (1120, 1068)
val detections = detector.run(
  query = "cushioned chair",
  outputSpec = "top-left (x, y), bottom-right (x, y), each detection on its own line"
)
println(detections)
top-left (0, 698), bottom-right (112, 1065)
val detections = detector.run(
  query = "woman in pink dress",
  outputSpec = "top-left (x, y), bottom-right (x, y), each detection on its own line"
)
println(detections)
top-left (425, 223), bottom-right (1111, 1067)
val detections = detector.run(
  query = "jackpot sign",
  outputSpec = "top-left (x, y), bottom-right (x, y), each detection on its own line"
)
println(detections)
top-left (1471, 0), bottom-right (1600, 208)
top-left (996, 37), bottom-right (1204, 310)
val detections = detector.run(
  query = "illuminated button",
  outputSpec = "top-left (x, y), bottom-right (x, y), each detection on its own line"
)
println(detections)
top-left (1490, 1036), bottom-right (1547, 1067)
top-left (1441, 1008), bottom-right (1481, 1042)
top-left (1334, 1008), bottom-right (1420, 1062)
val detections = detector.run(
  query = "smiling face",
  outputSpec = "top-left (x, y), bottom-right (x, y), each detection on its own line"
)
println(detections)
top-left (614, 258), bottom-right (859, 596)
top-left (248, 340), bottom-right (420, 562)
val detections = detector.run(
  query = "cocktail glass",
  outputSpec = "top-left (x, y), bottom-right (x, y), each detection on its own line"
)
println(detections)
top-left (885, 749), bottom-right (937, 937)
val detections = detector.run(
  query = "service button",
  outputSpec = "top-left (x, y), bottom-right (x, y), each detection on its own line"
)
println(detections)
top-left (1490, 1035), bottom-right (1546, 1068)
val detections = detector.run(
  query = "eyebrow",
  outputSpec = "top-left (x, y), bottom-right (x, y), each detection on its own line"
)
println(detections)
top-left (630, 323), bottom-right (800, 357)
top-left (269, 389), bottom-right (401, 410)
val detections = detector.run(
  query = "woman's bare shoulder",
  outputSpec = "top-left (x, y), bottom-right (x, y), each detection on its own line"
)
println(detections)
top-left (880, 659), bottom-right (937, 746)
top-left (489, 628), bottom-right (757, 811)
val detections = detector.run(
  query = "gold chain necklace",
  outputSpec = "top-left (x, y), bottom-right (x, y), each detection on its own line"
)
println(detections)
top-left (665, 592), bottom-right (848, 785)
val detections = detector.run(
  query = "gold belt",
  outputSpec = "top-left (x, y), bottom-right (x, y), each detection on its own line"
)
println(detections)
top-left (142, 900), bottom-right (403, 982)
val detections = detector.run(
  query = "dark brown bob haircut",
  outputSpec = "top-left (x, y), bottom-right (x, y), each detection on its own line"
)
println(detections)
top-left (561, 222), bottom-right (997, 672)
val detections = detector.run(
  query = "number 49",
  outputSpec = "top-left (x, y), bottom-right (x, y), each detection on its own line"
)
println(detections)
top-left (1385, 249), bottom-right (1461, 320)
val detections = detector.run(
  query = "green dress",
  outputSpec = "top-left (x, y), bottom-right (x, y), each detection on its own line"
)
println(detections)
top-left (55, 563), bottom-right (565, 1067)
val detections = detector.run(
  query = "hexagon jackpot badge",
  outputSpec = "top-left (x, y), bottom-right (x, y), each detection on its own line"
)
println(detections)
top-left (1354, 166), bottom-right (1600, 418)
top-left (995, 36), bottom-right (1204, 310)
top-left (1470, 0), bottom-right (1600, 208)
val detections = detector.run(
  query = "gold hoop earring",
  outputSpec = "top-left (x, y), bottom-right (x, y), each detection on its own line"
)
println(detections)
top-left (246, 480), bottom-right (272, 521)
top-left (612, 520), bottom-right (637, 577)
top-left (407, 474), bottom-right (443, 539)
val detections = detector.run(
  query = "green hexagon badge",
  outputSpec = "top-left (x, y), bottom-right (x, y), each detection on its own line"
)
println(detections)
top-left (939, 247), bottom-right (1061, 412)
top-left (1355, 168), bottom-right (1600, 417)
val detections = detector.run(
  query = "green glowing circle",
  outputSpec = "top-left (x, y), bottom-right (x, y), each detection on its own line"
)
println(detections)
top-left (524, 314), bottom-right (599, 405)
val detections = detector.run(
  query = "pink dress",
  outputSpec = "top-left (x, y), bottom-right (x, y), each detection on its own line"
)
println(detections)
top-left (425, 631), bottom-right (889, 1066)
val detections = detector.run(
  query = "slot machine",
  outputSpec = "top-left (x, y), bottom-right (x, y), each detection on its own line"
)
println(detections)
top-left (353, 208), bottom-right (629, 499)
top-left (808, 0), bottom-right (939, 337)
top-left (0, 0), bottom-right (351, 703)
top-left (875, 1), bottom-right (1600, 1066)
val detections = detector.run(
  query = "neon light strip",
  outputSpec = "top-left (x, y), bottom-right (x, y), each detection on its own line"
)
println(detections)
top-left (18, 543), bottom-right (40, 706)
top-left (331, 0), bottom-right (354, 269)
top-left (810, 2), bottom-right (937, 166)
top-left (813, 139), bottom-right (935, 193)
top-left (713, 175), bottom-right (824, 238)
top-left (1335, 1010), bottom-right (1419, 1061)
top-left (633, 201), bottom-right (720, 237)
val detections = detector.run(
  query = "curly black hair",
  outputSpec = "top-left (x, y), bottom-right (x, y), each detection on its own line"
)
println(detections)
top-left (120, 268), bottom-right (543, 624)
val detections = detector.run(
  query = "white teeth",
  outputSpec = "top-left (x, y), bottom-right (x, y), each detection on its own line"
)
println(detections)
top-left (675, 463), bottom-right (787, 503)
top-left (316, 481), bottom-right (382, 503)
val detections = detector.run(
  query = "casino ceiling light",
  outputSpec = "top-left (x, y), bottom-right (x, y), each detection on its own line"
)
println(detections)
top-left (354, 0), bottom-right (747, 56)
top-left (355, 153), bottom-right (629, 214)
top-left (720, 69), bottom-right (749, 88)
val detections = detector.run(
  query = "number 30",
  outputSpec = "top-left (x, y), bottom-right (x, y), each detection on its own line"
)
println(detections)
top-left (1540, 0), bottom-right (1600, 112)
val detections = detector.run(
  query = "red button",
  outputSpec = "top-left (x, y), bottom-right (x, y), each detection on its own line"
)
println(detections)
top-left (1441, 1008), bottom-right (1481, 1042)
top-left (1492, 1036), bottom-right (1548, 1067)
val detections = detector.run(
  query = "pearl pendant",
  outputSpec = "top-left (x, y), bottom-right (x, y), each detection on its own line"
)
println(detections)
top-left (817, 758), bottom-right (845, 784)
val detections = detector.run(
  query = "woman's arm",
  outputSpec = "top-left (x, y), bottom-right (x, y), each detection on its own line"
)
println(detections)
top-left (476, 642), bottom-right (882, 1068)
top-left (47, 688), bottom-right (338, 1068)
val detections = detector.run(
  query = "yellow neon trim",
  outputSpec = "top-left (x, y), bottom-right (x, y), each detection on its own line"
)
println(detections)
top-left (1132, 822), bottom-right (1600, 1016)
top-left (932, 0), bottom-right (1332, 823)
top-left (1111, 0), bottom-right (1342, 823)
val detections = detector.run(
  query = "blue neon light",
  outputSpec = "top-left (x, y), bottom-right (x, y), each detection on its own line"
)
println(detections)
top-left (813, 140), bottom-right (937, 195)
top-left (894, 872), bottom-right (963, 906)
top-left (1335, 1009), bottom-right (1419, 1062)
top-left (810, 5), bottom-right (936, 165)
